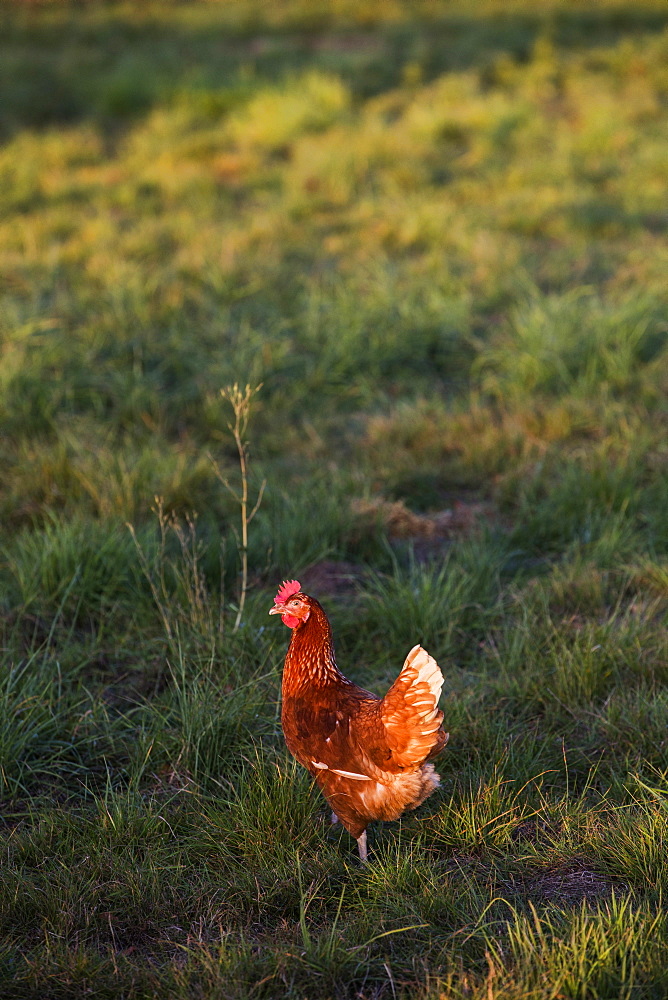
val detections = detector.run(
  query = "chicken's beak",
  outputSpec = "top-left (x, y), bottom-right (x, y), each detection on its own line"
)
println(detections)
top-left (268, 603), bottom-right (285, 616)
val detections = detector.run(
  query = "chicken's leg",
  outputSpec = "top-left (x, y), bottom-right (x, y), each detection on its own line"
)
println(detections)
top-left (357, 830), bottom-right (368, 863)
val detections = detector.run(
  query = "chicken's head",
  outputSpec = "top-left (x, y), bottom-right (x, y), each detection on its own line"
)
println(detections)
top-left (269, 579), bottom-right (310, 629)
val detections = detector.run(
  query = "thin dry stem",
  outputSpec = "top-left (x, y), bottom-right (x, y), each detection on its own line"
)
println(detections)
top-left (216, 382), bottom-right (265, 631)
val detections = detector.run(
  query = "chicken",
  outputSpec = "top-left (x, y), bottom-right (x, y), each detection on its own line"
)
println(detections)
top-left (269, 579), bottom-right (448, 861)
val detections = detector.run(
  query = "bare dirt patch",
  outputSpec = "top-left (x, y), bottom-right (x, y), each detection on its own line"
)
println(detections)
top-left (351, 497), bottom-right (492, 541)
top-left (299, 559), bottom-right (367, 597)
top-left (522, 860), bottom-right (625, 905)
top-left (351, 496), bottom-right (495, 562)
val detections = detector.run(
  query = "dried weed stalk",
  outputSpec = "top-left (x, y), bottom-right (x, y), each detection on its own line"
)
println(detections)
top-left (215, 382), bottom-right (266, 631)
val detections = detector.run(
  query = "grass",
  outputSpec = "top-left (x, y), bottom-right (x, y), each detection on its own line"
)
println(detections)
top-left (1, 0), bottom-right (668, 995)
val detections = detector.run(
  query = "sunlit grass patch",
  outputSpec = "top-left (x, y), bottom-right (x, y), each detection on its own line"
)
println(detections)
top-left (429, 766), bottom-right (545, 853)
top-left (591, 775), bottom-right (668, 891)
top-left (228, 71), bottom-right (350, 153)
top-left (484, 896), bottom-right (668, 998)
top-left (476, 289), bottom-right (668, 401)
top-left (0, 431), bottom-right (220, 526)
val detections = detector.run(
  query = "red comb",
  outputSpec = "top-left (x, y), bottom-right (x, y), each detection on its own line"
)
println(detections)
top-left (274, 579), bottom-right (301, 604)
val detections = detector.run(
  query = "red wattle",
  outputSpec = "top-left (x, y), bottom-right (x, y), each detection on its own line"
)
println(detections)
top-left (282, 613), bottom-right (301, 629)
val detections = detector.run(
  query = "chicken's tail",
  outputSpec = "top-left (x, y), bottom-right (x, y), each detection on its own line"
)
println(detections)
top-left (380, 645), bottom-right (448, 769)
top-left (408, 643), bottom-right (444, 708)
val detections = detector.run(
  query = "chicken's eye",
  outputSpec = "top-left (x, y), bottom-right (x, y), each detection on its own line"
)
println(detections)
top-left (290, 600), bottom-right (300, 607)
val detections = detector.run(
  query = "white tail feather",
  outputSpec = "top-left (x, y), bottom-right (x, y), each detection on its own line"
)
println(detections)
top-left (407, 644), bottom-right (444, 707)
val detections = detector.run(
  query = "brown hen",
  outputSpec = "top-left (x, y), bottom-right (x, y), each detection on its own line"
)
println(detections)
top-left (269, 579), bottom-right (448, 860)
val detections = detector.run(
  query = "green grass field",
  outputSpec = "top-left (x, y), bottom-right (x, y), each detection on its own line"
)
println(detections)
top-left (1, 0), bottom-right (668, 995)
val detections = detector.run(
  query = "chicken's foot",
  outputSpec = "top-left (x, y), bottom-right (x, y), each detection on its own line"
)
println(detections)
top-left (357, 830), bottom-right (368, 863)
top-left (331, 812), bottom-right (339, 825)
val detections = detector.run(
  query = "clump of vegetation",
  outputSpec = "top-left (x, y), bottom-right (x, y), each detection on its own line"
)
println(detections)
top-left (1, 0), bottom-right (667, 995)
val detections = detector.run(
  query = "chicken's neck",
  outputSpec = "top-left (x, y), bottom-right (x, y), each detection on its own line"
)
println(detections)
top-left (282, 601), bottom-right (347, 694)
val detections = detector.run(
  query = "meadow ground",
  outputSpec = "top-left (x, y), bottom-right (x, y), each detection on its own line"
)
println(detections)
top-left (1, 0), bottom-right (667, 996)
